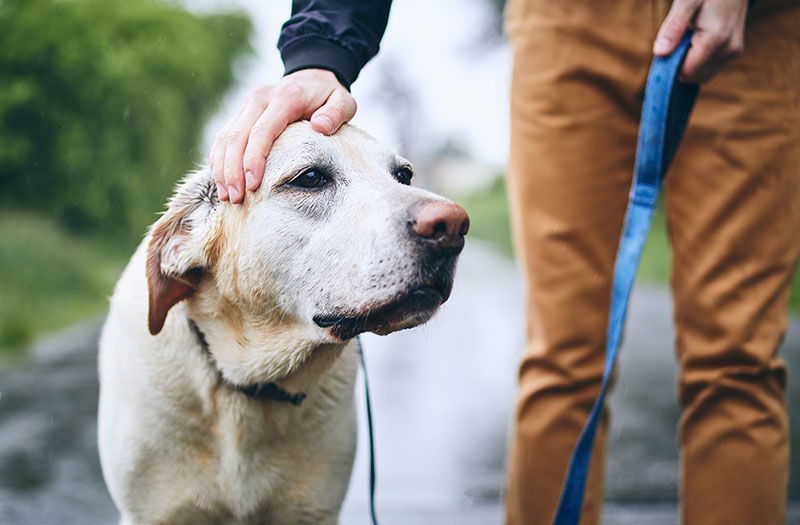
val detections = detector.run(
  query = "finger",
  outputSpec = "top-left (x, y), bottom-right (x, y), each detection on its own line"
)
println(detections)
top-left (309, 88), bottom-right (357, 135)
top-left (680, 31), bottom-right (726, 83)
top-left (223, 87), bottom-right (273, 204)
top-left (654, 0), bottom-right (700, 55)
top-left (211, 137), bottom-right (229, 201)
top-left (210, 112), bottom-right (242, 201)
top-left (241, 85), bottom-right (308, 192)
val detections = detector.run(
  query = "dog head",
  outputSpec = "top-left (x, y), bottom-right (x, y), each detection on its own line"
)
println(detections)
top-left (146, 122), bottom-right (468, 348)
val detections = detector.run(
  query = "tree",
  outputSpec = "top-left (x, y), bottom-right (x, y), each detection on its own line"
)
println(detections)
top-left (0, 0), bottom-right (251, 240)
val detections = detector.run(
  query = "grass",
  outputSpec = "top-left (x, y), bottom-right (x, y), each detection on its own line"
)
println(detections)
top-left (457, 177), bottom-right (800, 312)
top-left (0, 211), bottom-right (129, 356)
top-left (458, 177), bottom-right (515, 257)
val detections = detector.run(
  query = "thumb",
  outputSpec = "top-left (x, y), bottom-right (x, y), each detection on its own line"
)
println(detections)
top-left (310, 88), bottom-right (357, 135)
top-left (654, 0), bottom-right (699, 55)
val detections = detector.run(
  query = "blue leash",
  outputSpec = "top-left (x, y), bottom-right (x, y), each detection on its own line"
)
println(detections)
top-left (552, 32), bottom-right (699, 525)
top-left (356, 337), bottom-right (380, 525)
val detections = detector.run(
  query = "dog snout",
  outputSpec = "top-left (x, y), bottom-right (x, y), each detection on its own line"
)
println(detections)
top-left (408, 200), bottom-right (470, 254)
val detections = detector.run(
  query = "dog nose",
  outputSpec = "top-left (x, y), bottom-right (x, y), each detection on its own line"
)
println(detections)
top-left (408, 200), bottom-right (470, 254)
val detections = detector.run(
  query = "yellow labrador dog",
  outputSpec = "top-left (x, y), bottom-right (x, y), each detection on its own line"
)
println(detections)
top-left (98, 122), bottom-right (468, 524)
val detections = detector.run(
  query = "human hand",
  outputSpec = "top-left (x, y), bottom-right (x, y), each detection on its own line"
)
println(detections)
top-left (653, 0), bottom-right (748, 83)
top-left (209, 69), bottom-right (356, 203)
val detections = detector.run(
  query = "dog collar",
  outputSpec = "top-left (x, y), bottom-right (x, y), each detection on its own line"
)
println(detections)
top-left (187, 318), bottom-right (306, 406)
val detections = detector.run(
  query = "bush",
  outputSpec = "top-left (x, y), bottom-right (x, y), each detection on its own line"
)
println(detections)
top-left (0, 0), bottom-right (251, 241)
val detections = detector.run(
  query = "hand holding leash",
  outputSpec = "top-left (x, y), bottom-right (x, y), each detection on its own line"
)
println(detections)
top-left (654, 0), bottom-right (749, 83)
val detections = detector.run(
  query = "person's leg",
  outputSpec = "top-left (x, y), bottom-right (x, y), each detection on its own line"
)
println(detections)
top-left (664, 2), bottom-right (800, 523)
top-left (504, 1), bottom-right (659, 523)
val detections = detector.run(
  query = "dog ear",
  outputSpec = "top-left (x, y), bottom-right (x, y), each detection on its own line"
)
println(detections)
top-left (146, 172), bottom-right (219, 335)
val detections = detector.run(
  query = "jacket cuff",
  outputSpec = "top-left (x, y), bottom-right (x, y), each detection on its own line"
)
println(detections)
top-left (281, 37), bottom-right (360, 89)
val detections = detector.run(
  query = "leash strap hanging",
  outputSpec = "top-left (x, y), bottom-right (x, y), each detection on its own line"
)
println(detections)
top-left (552, 32), bottom-right (699, 525)
top-left (356, 337), bottom-right (380, 525)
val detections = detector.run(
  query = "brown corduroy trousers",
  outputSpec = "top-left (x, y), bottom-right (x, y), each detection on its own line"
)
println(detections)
top-left (504, 1), bottom-right (800, 524)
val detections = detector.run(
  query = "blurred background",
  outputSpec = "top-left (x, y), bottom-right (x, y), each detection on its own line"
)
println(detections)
top-left (0, 0), bottom-right (798, 523)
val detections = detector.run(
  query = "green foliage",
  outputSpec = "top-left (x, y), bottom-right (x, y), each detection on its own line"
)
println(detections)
top-left (0, 211), bottom-right (126, 353)
top-left (458, 176), bottom-right (514, 256)
top-left (0, 0), bottom-right (251, 241)
top-left (0, 0), bottom-right (250, 352)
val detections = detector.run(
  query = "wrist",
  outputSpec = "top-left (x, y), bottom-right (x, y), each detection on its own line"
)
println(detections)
top-left (281, 37), bottom-right (359, 89)
top-left (286, 68), bottom-right (341, 86)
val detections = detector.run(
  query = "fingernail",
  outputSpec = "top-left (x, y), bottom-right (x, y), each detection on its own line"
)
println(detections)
top-left (245, 171), bottom-right (255, 190)
top-left (228, 185), bottom-right (239, 202)
top-left (654, 37), bottom-right (671, 54)
top-left (217, 184), bottom-right (228, 200)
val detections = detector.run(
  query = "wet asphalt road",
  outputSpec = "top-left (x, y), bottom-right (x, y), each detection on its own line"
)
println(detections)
top-left (0, 241), bottom-right (799, 524)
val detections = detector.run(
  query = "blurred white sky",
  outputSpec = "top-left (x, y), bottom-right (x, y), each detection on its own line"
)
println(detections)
top-left (187, 0), bottom-right (511, 169)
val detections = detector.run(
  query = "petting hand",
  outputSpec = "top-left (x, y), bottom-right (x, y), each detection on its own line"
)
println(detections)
top-left (209, 68), bottom-right (356, 203)
top-left (653, 0), bottom-right (748, 83)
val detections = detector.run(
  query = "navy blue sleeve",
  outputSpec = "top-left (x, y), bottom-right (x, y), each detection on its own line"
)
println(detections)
top-left (278, 0), bottom-right (392, 89)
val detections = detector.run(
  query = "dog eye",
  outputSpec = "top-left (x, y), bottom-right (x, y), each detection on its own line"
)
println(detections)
top-left (394, 166), bottom-right (413, 185)
top-left (288, 169), bottom-right (330, 189)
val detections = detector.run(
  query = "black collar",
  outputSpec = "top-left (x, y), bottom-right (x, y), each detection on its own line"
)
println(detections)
top-left (187, 318), bottom-right (306, 406)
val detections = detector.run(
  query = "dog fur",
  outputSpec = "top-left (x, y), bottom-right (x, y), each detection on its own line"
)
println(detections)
top-left (98, 122), bottom-right (464, 524)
